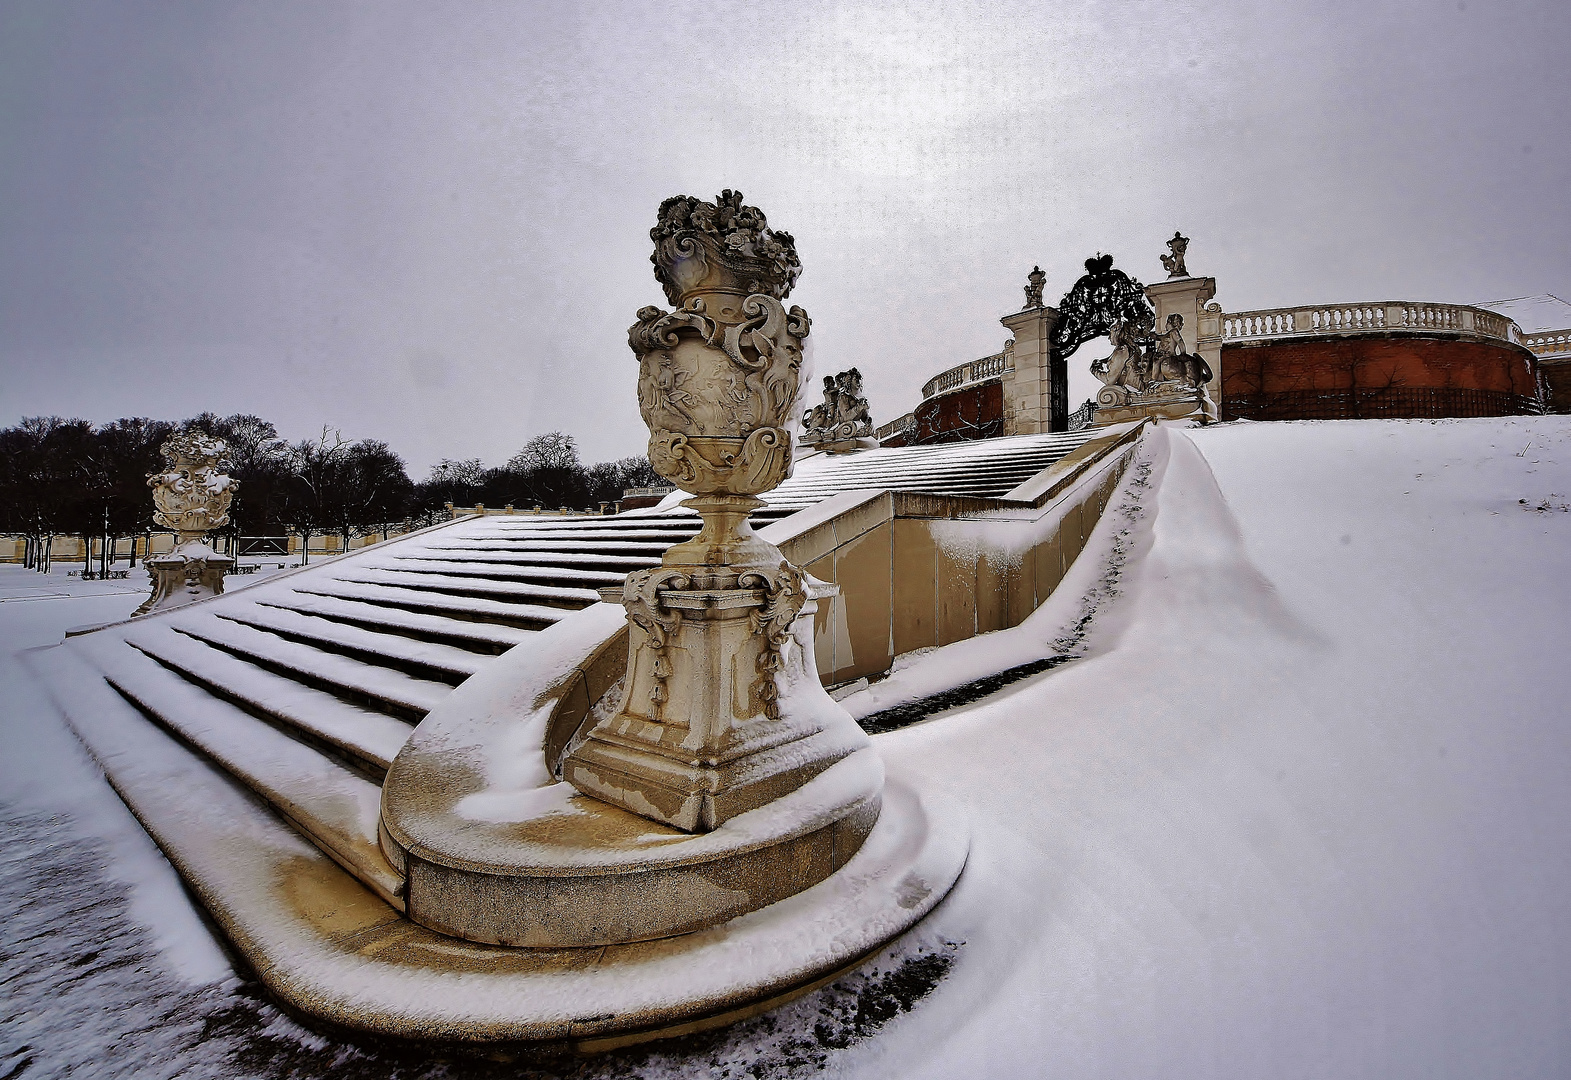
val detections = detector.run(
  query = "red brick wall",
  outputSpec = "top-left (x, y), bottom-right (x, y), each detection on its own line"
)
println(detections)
top-left (903, 380), bottom-right (1006, 445)
top-left (1222, 336), bottom-right (1541, 421)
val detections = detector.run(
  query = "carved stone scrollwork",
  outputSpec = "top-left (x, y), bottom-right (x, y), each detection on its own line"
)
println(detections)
top-left (621, 568), bottom-right (692, 719)
top-left (565, 189), bottom-right (869, 836)
top-left (738, 561), bottom-right (807, 720)
top-left (136, 433), bottom-right (237, 616)
top-left (631, 192), bottom-right (809, 497)
top-left (650, 189), bottom-right (802, 306)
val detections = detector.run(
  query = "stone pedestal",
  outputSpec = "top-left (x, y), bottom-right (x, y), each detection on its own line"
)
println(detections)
top-left (564, 498), bottom-right (869, 833)
top-left (1146, 276), bottom-right (1221, 420)
top-left (133, 539), bottom-right (233, 616)
top-left (1091, 385), bottom-right (1212, 427)
top-left (1001, 304), bottom-right (1062, 434)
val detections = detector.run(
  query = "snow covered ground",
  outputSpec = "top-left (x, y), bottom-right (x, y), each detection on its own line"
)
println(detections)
top-left (3, 417), bottom-right (1569, 1078)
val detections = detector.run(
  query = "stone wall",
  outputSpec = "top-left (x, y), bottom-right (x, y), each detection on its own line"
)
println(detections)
top-left (1221, 335), bottom-right (1541, 421)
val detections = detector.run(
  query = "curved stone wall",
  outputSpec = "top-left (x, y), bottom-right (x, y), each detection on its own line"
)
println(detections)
top-left (884, 380), bottom-right (1006, 447)
top-left (1221, 335), bottom-right (1541, 421)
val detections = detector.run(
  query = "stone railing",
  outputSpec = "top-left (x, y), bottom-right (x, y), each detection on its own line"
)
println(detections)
top-left (920, 350), bottom-right (1013, 400)
top-left (875, 413), bottom-right (915, 442)
top-left (1221, 302), bottom-right (1525, 347)
top-left (1524, 329), bottom-right (1571, 359)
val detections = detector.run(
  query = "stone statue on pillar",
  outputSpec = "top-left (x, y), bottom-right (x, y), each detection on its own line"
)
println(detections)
top-left (563, 191), bottom-right (871, 834)
top-left (1161, 231), bottom-right (1189, 278)
top-left (1023, 265), bottom-right (1046, 309)
top-left (134, 433), bottom-right (237, 616)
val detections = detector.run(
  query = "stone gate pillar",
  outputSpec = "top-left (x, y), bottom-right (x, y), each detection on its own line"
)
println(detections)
top-left (1001, 267), bottom-right (1063, 434)
top-left (1145, 238), bottom-right (1222, 420)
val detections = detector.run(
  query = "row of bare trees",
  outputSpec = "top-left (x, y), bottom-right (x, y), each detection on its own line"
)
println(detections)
top-left (0, 417), bottom-right (660, 573)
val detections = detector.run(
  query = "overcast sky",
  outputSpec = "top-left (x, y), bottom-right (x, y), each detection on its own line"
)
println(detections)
top-left (1, 0), bottom-right (1566, 474)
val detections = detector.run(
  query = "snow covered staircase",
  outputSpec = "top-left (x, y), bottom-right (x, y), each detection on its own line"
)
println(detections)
top-left (23, 425), bottom-right (1119, 1040)
top-left (37, 510), bottom-right (707, 913)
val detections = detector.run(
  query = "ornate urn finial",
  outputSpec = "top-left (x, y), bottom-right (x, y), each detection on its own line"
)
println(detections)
top-left (1161, 231), bottom-right (1190, 278)
top-left (135, 432), bottom-right (238, 616)
top-left (631, 190), bottom-right (811, 510)
top-left (649, 189), bottom-right (802, 307)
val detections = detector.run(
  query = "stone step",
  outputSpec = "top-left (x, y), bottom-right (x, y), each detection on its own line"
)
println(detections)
top-left (327, 568), bottom-right (601, 611)
top-left (212, 602), bottom-right (486, 686)
top-left (254, 592), bottom-right (530, 655)
top-left (374, 557), bottom-right (628, 589)
top-left (121, 623), bottom-right (410, 777)
top-left (165, 613), bottom-right (450, 722)
top-left (87, 642), bottom-right (404, 909)
top-left (292, 579), bottom-right (569, 631)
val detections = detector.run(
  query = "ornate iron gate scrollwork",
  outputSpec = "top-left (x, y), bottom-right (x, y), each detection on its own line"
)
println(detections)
top-left (1047, 255), bottom-right (1156, 430)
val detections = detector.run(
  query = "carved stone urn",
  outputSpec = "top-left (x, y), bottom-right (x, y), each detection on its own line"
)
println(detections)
top-left (135, 432), bottom-right (237, 616)
top-left (627, 189), bottom-right (813, 579)
top-left (564, 191), bottom-right (872, 834)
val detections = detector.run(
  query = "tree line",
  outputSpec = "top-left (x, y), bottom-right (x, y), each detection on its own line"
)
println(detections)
top-left (0, 414), bottom-right (660, 572)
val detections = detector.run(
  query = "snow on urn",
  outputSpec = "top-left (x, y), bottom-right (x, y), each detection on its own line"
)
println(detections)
top-left (564, 191), bottom-right (873, 835)
top-left (147, 432), bottom-right (237, 541)
top-left (633, 189), bottom-right (810, 498)
top-left (135, 432), bottom-right (238, 616)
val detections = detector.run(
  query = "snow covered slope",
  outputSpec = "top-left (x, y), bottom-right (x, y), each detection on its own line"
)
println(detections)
top-left (841, 416), bottom-right (1571, 1079)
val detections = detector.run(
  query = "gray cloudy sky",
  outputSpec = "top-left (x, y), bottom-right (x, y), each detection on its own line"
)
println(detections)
top-left (1, 0), bottom-right (1566, 474)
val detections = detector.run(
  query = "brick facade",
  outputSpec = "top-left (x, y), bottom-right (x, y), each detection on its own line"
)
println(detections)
top-left (1221, 335), bottom-right (1542, 421)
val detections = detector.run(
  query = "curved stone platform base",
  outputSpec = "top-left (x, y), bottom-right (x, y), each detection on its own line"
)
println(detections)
top-left (392, 750), bottom-right (884, 947)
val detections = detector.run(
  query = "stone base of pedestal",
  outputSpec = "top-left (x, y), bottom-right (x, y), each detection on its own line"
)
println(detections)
top-left (394, 748), bottom-right (883, 948)
top-left (1092, 386), bottom-right (1215, 427)
top-left (799, 435), bottom-right (877, 455)
top-left (563, 574), bottom-right (871, 834)
top-left (133, 540), bottom-right (233, 617)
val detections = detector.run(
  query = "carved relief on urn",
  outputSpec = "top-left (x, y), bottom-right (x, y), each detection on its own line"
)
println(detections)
top-left (135, 432), bottom-right (238, 616)
top-left (631, 190), bottom-right (811, 497)
top-left (147, 432), bottom-right (238, 542)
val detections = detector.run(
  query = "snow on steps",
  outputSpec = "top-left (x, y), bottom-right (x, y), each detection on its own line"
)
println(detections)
top-left (120, 623), bottom-right (412, 775)
top-left (69, 636), bottom-right (404, 909)
top-left (251, 592), bottom-right (531, 654)
top-left (160, 612), bottom-right (451, 721)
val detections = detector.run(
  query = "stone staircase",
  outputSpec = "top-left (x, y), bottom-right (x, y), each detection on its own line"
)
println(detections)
top-left (30, 429), bottom-right (1104, 928)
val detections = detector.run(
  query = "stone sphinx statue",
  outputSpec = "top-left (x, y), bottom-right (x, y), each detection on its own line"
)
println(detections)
top-left (801, 367), bottom-right (874, 449)
top-left (1149, 313), bottom-right (1213, 387)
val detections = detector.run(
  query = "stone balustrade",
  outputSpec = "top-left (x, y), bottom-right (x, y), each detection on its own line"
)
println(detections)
top-left (920, 349), bottom-right (1013, 400)
top-left (1524, 329), bottom-right (1571, 359)
top-left (1221, 302), bottom-right (1526, 346)
top-left (874, 413), bottom-right (915, 441)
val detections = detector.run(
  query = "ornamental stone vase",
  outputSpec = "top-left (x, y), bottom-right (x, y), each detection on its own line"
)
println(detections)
top-left (134, 432), bottom-right (237, 616)
top-left (564, 191), bottom-right (873, 835)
